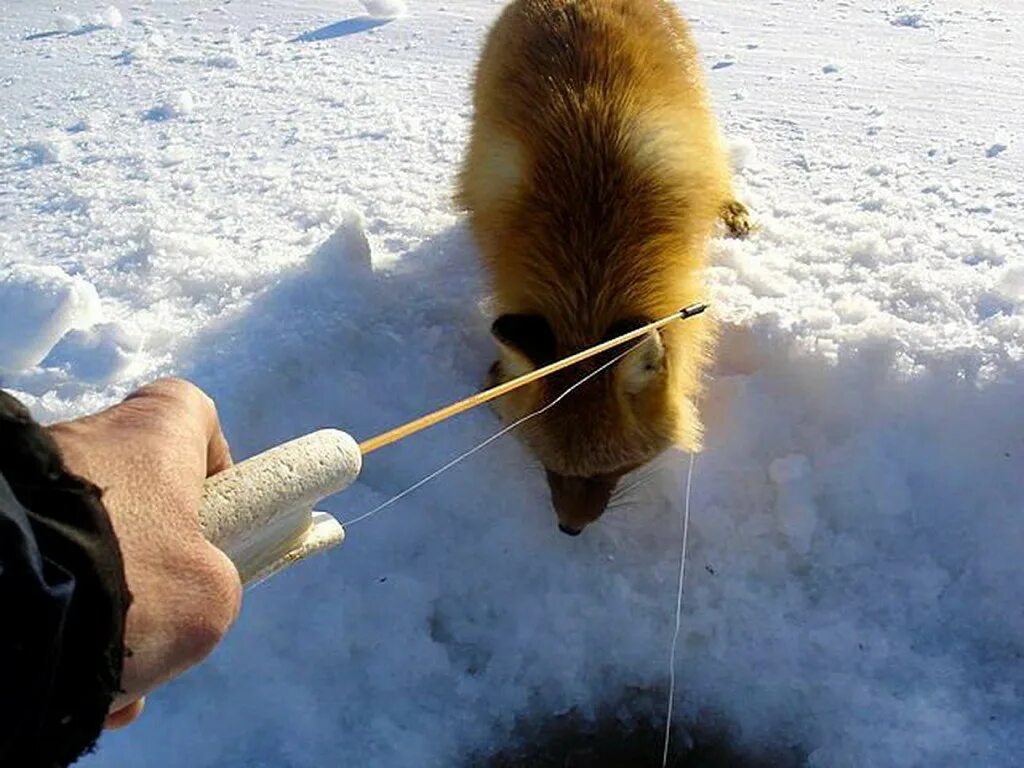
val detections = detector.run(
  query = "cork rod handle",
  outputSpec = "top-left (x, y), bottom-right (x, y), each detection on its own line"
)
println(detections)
top-left (198, 429), bottom-right (362, 587)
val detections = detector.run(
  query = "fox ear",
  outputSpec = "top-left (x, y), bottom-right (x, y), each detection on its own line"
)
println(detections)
top-left (618, 329), bottom-right (665, 394)
top-left (491, 314), bottom-right (557, 375)
top-left (603, 317), bottom-right (663, 394)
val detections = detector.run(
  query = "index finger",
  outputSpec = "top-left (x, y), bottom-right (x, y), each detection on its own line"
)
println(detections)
top-left (126, 378), bottom-right (233, 477)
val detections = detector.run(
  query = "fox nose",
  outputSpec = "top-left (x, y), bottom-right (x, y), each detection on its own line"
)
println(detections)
top-left (558, 523), bottom-right (583, 537)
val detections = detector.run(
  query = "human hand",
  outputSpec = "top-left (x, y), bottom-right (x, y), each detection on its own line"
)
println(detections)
top-left (48, 378), bottom-right (242, 728)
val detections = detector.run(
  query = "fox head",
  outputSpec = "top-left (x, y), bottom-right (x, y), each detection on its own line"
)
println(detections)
top-left (488, 312), bottom-right (701, 535)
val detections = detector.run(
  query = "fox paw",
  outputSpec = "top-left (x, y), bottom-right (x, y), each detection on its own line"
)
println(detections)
top-left (720, 199), bottom-right (754, 239)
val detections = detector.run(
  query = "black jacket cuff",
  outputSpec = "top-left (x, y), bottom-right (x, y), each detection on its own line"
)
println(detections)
top-left (0, 391), bottom-right (132, 767)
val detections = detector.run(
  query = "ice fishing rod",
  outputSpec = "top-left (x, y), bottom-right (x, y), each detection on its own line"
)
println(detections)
top-left (197, 302), bottom-right (709, 586)
top-left (359, 302), bottom-right (709, 454)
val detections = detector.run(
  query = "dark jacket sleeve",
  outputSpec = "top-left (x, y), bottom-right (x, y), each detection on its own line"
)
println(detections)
top-left (0, 391), bottom-right (132, 768)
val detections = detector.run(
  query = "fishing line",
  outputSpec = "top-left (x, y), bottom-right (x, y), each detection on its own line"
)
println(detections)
top-left (662, 449), bottom-right (696, 768)
top-left (342, 305), bottom-right (705, 766)
top-left (343, 338), bottom-right (647, 528)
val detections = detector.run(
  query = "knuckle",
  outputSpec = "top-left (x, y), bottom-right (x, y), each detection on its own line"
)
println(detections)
top-left (173, 614), bottom-right (223, 664)
top-left (126, 377), bottom-right (220, 443)
top-left (167, 377), bottom-right (219, 429)
top-left (153, 376), bottom-right (195, 394)
top-left (135, 377), bottom-right (194, 402)
top-left (172, 549), bottom-right (242, 662)
top-left (135, 378), bottom-right (212, 416)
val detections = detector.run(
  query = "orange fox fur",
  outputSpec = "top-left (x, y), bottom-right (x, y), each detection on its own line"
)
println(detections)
top-left (456, 0), bottom-right (748, 534)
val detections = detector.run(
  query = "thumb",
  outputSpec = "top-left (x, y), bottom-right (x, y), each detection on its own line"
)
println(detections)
top-left (105, 698), bottom-right (145, 730)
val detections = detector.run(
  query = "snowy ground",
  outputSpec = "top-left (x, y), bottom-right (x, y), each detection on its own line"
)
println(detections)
top-left (2, 1), bottom-right (1022, 766)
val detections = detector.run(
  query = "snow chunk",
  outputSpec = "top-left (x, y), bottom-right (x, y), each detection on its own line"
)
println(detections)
top-left (45, 322), bottom-right (144, 384)
top-left (160, 144), bottom-right (194, 166)
top-left (986, 143), bottom-right (1007, 158)
top-left (119, 33), bottom-right (167, 64)
top-left (145, 91), bottom-right (195, 121)
top-left (0, 265), bottom-right (101, 371)
top-left (205, 53), bottom-right (242, 69)
top-left (848, 232), bottom-right (891, 266)
top-left (993, 264), bottom-right (1024, 307)
top-left (728, 135), bottom-right (758, 172)
top-left (835, 294), bottom-right (878, 324)
top-left (19, 138), bottom-right (65, 165)
top-left (963, 236), bottom-right (1007, 266)
top-left (49, 7), bottom-right (122, 35)
top-left (360, 0), bottom-right (407, 20)
top-left (92, 6), bottom-right (124, 29)
top-left (55, 14), bottom-right (81, 32)
top-left (309, 207), bottom-right (372, 275)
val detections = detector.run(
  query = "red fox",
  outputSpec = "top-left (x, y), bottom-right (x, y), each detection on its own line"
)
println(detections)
top-left (457, 0), bottom-right (750, 535)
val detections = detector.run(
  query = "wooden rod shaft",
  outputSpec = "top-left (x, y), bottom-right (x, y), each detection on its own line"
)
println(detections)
top-left (357, 302), bottom-right (709, 456)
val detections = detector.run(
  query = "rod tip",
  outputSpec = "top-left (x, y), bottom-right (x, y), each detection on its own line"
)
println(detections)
top-left (679, 302), bottom-right (710, 318)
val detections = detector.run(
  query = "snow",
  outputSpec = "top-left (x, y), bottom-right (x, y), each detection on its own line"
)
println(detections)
top-left (994, 264), bottom-right (1024, 306)
top-left (17, 137), bottom-right (66, 165)
top-left (94, 6), bottom-right (124, 30)
top-left (46, 322), bottom-right (145, 385)
top-left (0, 264), bottom-right (102, 371)
top-left (145, 91), bottom-right (196, 121)
top-left (55, 13), bottom-right (83, 33)
top-left (727, 135), bottom-right (757, 172)
top-left (1, 0), bottom-right (1021, 766)
top-left (768, 454), bottom-right (817, 554)
top-left (890, 12), bottom-right (929, 29)
top-left (361, 0), bottom-right (409, 20)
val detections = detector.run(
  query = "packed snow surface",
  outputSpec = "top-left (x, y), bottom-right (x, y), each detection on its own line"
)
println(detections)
top-left (1, 1), bottom-right (1021, 766)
